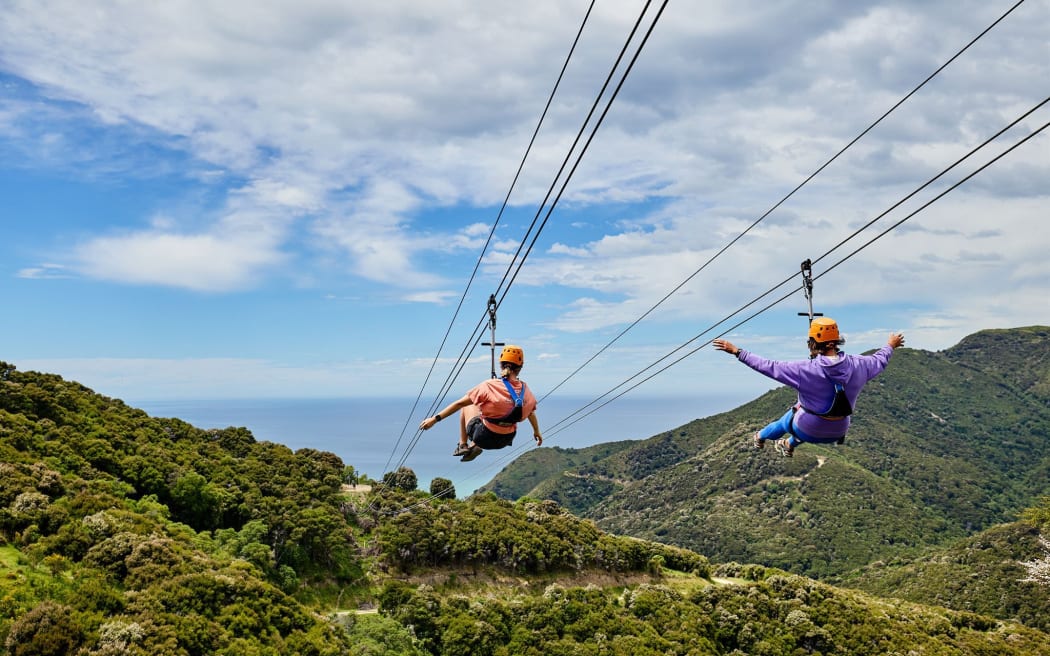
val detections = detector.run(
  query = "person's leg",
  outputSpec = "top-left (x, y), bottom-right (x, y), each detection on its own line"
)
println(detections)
top-left (758, 408), bottom-right (795, 442)
top-left (459, 405), bottom-right (480, 447)
top-left (777, 419), bottom-right (825, 457)
top-left (459, 415), bottom-right (487, 462)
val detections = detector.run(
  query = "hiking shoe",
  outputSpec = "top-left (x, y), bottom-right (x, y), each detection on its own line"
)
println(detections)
top-left (774, 437), bottom-right (794, 457)
top-left (752, 432), bottom-right (764, 449)
top-left (459, 445), bottom-right (483, 462)
top-left (452, 444), bottom-right (472, 457)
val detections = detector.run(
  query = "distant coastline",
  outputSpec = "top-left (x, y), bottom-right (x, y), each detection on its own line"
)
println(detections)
top-left (137, 395), bottom-right (745, 497)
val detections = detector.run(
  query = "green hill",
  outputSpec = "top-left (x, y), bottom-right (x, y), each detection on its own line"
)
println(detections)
top-left (2, 345), bottom-right (1049, 655)
top-left (838, 497), bottom-right (1050, 633)
top-left (482, 327), bottom-right (1050, 578)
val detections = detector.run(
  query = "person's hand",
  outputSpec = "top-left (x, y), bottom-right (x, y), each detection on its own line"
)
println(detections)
top-left (712, 338), bottom-right (740, 356)
top-left (888, 332), bottom-right (905, 349)
top-left (534, 433), bottom-right (543, 446)
top-left (419, 416), bottom-right (438, 431)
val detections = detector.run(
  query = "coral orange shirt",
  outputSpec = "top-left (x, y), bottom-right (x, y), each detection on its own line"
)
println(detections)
top-left (468, 378), bottom-right (538, 435)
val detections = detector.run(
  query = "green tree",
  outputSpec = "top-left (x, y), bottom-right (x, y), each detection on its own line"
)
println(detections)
top-left (429, 477), bottom-right (456, 499)
top-left (5, 601), bottom-right (85, 656)
top-left (170, 471), bottom-right (228, 529)
top-left (344, 614), bottom-right (428, 656)
top-left (1023, 496), bottom-right (1050, 530)
top-left (383, 467), bottom-right (418, 492)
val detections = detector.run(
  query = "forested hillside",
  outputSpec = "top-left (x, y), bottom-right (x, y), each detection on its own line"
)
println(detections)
top-left (0, 362), bottom-right (360, 654)
top-left (2, 345), bottom-right (1049, 655)
top-left (840, 507), bottom-right (1050, 632)
top-left (483, 327), bottom-right (1050, 579)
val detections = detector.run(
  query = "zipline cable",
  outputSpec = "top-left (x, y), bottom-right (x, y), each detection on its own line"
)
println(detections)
top-left (402, 0), bottom-right (659, 446)
top-left (366, 327), bottom-right (487, 511)
top-left (492, 0), bottom-right (670, 312)
top-left (378, 1), bottom-right (599, 478)
top-left (538, 0), bottom-right (1030, 403)
top-left (488, 0), bottom-right (662, 305)
top-left (390, 330), bottom-right (486, 473)
top-left (466, 97), bottom-right (1049, 479)
top-left (543, 94), bottom-right (1050, 437)
top-left (377, 2), bottom-right (1038, 507)
top-left (383, 0), bottom-right (669, 482)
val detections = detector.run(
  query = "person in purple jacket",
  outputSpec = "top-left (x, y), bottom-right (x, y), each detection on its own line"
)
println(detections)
top-left (712, 318), bottom-right (905, 457)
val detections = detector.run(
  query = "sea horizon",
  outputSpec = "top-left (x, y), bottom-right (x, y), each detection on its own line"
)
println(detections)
top-left (137, 394), bottom-right (748, 497)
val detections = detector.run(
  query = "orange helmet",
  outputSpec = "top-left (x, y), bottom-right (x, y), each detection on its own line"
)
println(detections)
top-left (808, 317), bottom-right (841, 343)
top-left (500, 345), bottom-right (524, 367)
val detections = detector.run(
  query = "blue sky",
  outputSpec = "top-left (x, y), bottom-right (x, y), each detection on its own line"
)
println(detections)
top-left (1, 0), bottom-right (1047, 416)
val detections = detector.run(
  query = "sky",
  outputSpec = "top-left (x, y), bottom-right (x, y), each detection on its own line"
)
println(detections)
top-left (1, 0), bottom-right (1048, 424)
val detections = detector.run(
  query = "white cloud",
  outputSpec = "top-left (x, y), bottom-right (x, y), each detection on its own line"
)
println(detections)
top-left (402, 290), bottom-right (458, 304)
top-left (72, 230), bottom-right (285, 292)
top-left (1, 0), bottom-right (1047, 389)
top-left (548, 243), bottom-right (589, 257)
top-left (16, 263), bottom-right (70, 280)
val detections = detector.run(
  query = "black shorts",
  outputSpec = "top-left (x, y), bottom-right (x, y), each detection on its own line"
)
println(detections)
top-left (466, 416), bottom-right (516, 450)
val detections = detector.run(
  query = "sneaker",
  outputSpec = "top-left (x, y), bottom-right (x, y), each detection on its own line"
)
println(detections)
top-left (774, 437), bottom-right (794, 458)
top-left (459, 445), bottom-right (483, 462)
top-left (452, 443), bottom-right (472, 457)
top-left (752, 432), bottom-right (764, 449)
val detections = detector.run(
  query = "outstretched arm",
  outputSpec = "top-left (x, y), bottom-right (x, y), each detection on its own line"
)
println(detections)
top-left (419, 395), bottom-right (473, 431)
top-left (714, 337), bottom-right (808, 388)
top-left (527, 412), bottom-right (542, 446)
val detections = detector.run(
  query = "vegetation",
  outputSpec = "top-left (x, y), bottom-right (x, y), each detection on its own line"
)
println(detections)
top-left (841, 496), bottom-right (1050, 631)
top-left (0, 363), bottom-right (357, 654)
top-left (482, 442), bottom-right (639, 503)
top-left (368, 491), bottom-right (709, 577)
top-left (1021, 497), bottom-right (1050, 586)
top-left (1, 326), bottom-right (1048, 654)
top-left (372, 564), bottom-right (1050, 656)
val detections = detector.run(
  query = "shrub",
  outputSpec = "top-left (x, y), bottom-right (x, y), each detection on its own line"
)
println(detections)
top-left (5, 601), bottom-right (84, 656)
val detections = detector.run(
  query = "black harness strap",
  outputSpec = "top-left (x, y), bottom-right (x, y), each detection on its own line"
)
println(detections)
top-left (804, 382), bottom-right (853, 418)
top-left (489, 378), bottom-right (525, 427)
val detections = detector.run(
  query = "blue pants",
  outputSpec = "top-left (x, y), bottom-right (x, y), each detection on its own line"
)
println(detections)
top-left (758, 408), bottom-right (843, 447)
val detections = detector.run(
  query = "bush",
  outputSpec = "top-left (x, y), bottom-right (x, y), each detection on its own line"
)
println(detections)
top-left (383, 467), bottom-right (418, 492)
top-left (429, 477), bottom-right (456, 499)
top-left (5, 601), bottom-right (84, 656)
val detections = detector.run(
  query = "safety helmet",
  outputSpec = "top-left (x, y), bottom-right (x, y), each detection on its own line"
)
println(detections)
top-left (808, 317), bottom-right (840, 343)
top-left (499, 345), bottom-right (524, 367)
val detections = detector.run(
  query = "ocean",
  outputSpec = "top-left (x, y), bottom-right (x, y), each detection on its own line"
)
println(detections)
top-left (137, 395), bottom-right (742, 497)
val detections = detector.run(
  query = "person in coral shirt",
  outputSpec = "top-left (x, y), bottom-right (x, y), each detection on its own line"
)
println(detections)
top-left (419, 345), bottom-right (542, 462)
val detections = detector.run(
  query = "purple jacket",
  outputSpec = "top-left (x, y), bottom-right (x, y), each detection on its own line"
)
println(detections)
top-left (737, 345), bottom-right (895, 439)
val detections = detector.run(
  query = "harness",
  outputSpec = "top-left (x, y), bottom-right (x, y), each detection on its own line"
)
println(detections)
top-left (488, 377), bottom-right (525, 427)
top-left (805, 382), bottom-right (853, 419)
top-left (789, 377), bottom-right (853, 446)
